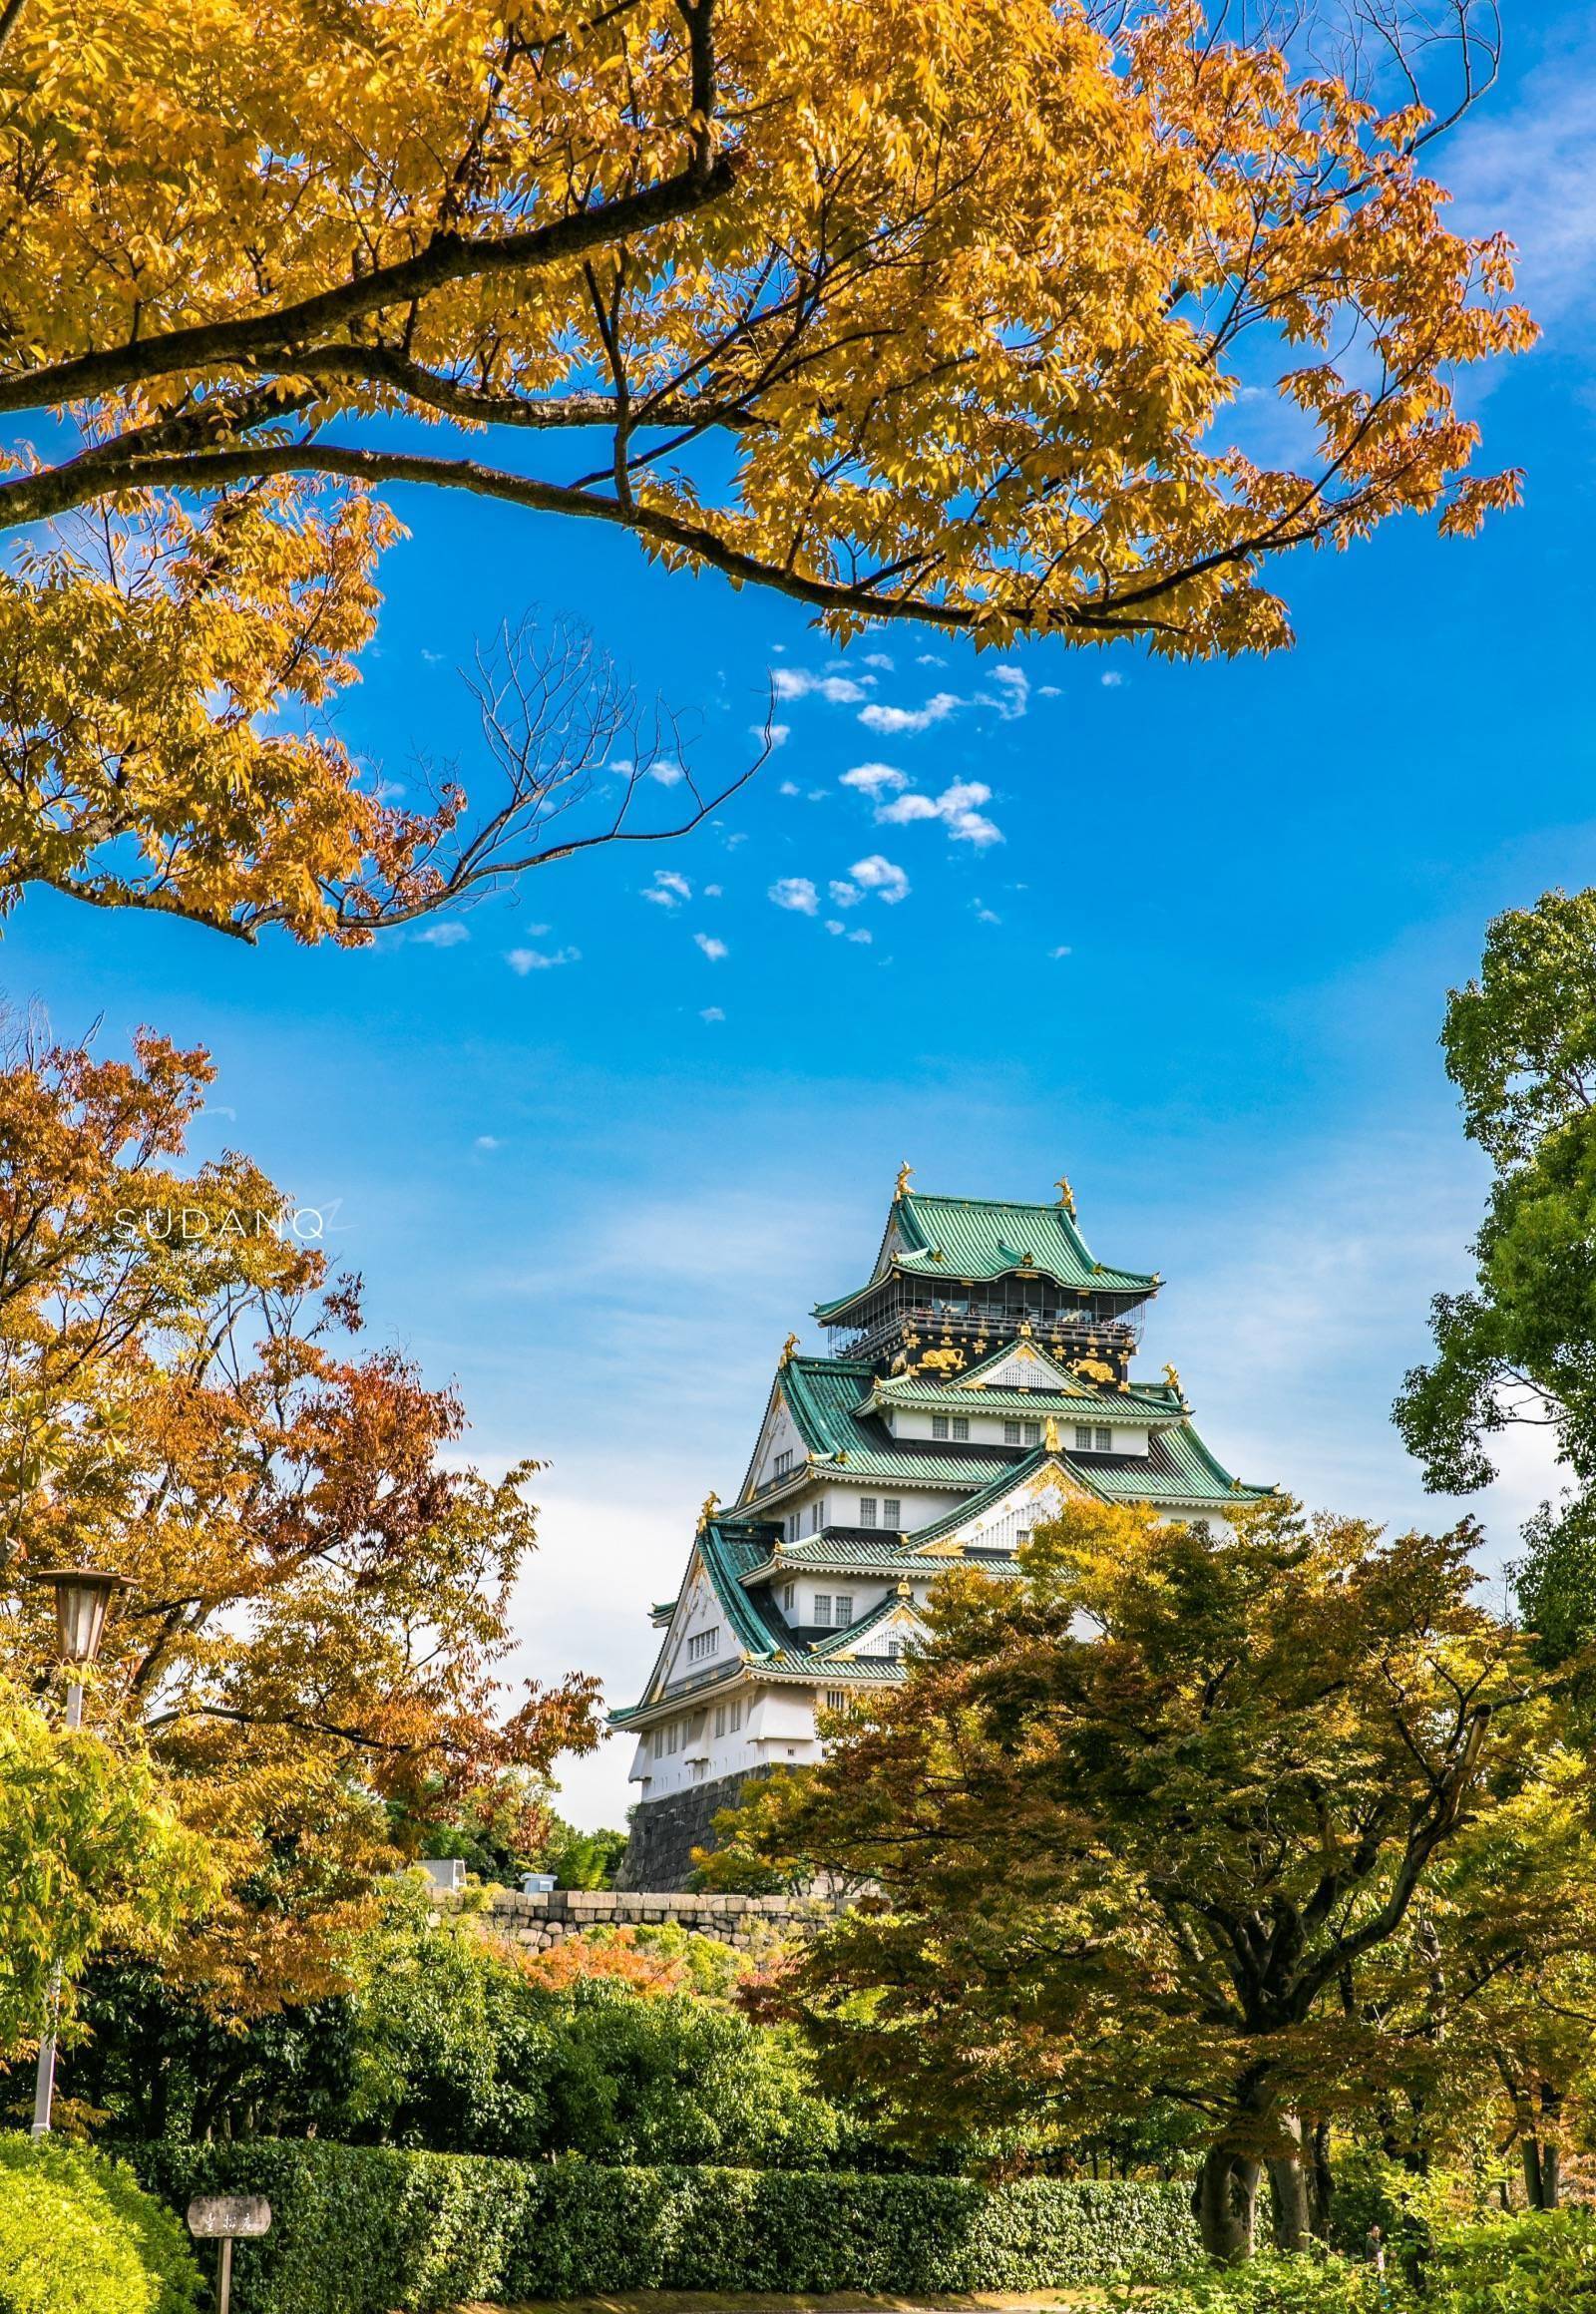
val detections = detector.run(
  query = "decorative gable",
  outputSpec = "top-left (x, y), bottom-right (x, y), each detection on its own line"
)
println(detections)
top-left (955, 1340), bottom-right (1079, 1393)
top-left (946, 1460), bottom-right (1096, 1556)
top-left (656, 1557), bottom-right (734, 1689)
top-left (829, 1598), bottom-right (928, 1659)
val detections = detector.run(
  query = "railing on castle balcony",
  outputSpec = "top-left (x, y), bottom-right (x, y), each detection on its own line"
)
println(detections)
top-left (831, 1300), bottom-right (1141, 1367)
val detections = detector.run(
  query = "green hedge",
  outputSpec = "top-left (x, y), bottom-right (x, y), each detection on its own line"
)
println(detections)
top-left (0, 2135), bottom-right (200, 2314)
top-left (132, 2140), bottom-right (1199, 2313)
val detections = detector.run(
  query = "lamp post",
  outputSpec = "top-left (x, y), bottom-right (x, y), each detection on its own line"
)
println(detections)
top-left (26, 1566), bottom-right (131, 2136)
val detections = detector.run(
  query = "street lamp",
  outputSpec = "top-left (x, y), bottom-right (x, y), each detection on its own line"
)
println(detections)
top-left (25, 1565), bottom-right (131, 2134)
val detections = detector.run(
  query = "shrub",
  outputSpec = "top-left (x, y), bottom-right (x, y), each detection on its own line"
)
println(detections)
top-left (0, 2134), bottom-right (200, 2314)
top-left (1122, 2249), bottom-right (1409, 2313)
top-left (132, 2140), bottom-right (1199, 2314)
top-left (1424, 2207), bottom-right (1596, 2311)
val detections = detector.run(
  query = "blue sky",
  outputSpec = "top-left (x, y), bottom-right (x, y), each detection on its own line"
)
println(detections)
top-left (7, 10), bottom-right (1596, 1824)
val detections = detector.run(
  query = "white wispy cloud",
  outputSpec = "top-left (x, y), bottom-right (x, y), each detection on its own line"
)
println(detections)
top-left (916, 652), bottom-right (947, 667)
top-left (862, 652), bottom-right (895, 671)
top-left (769, 877), bottom-right (820, 915)
top-left (700, 1006), bottom-right (726, 1022)
top-left (826, 920), bottom-right (874, 944)
top-left (475, 1134), bottom-right (503, 1150)
top-left (984, 666), bottom-right (1028, 720)
top-left (507, 946), bottom-right (581, 972)
top-left (850, 855), bottom-right (911, 904)
top-left (840, 762), bottom-right (908, 798)
top-left (779, 780), bottom-right (801, 797)
top-left (643, 869), bottom-right (692, 908)
top-left (829, 879), bottom-right (861, 907)
top-left (412, 920), bottom-right (470, 948)
top-left (1446, 42), bottom-right (1596, 329)
top-left (648, 757), bottom-right (685, 785)
top-left (975, 905), bottom-right (1001, 925)
top-left (772, 666), bottom-right (874, 704)
top-left (694, 933), bottom-right (729, 960)
top-left (858, 689), bottom-right (961, 736)
top-left (876, 778), bottom-right (1003, 847)
top-left (1049, 945), bottom-right (1073, 960)
top-left (757, 722), bottom-right (791, 747)
top-left (1101, 670), bottom-right (1124, 688)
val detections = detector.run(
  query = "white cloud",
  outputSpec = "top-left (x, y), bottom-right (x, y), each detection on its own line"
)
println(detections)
top-left (1101, 670), bottom-right (1124, 688)
top-left (840, 762), bottom-right (908, 798)
top-left (704, 883), bottom-right (722, 898)
top-left (829, 879), bottom-right (861, 907)
top-left (771, 667), bottom-right (873, 704)
top-left (412, 920), bottom-right (470, 948)
top-left (507, 946), bottom-right (581, 972)
top-left (1039, 684), bottom-right (1061, 698)
top-left (694, 933), bottom-right (729, 961)
top-left (916, 652), bottom-right (947, 667)
top-left (1445, 45), bottom-right (1596, 329)
top-left (975, 905), bottom-right (1001, 925)
top-left (862, 652), bottom-right (895, 671)
top-left (850, 855), bottom-right (911, 904)
top-left (756, 722), bottom-right (791, 747)
top-left (643, 869), bottom-right (692, 908)
top-left (877, 778), bottom-right (1003, 847)
top-left (648, 757), bottom-right (685, 785)
top-left (985, 666), bottom-right (1029, 720)
top-left (825, 920), bottom-right (875, 946)
top-left (779, 780), bottom-right (801, 797)
top-left (700, 1006), bottom-right (726, 1022)
top-left (474, 1134), bottom-right (503, 1150)
top-left (858, 690), bottom-right (961, 736)
top-left (769, 877), bottom-right (820, 915)
top-left (1049, 945), bottom-right (1073, 960)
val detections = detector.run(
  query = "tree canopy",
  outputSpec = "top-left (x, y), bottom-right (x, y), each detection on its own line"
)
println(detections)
top-left (716, 1498), bottom-right (1583, 2260)
top-left (0, 0), bottom-right (1531, 942)
top-left (0, 1017), bottom-right (601, 2012)
top-left (1397, 890), bottom-right (1596, 1492)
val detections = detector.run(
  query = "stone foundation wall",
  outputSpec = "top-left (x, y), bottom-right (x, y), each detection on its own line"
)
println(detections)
top-left (480, 1885), bottom-right (825, 1954)
top-left (613, 1767), bottom-right (767, 1891)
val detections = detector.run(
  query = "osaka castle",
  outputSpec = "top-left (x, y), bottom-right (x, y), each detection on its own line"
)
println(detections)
top-left (611, 1175), bottom-right (1274, 1887)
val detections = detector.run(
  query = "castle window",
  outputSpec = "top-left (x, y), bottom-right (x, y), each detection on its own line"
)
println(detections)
top-left (809, 1500), bottom-right (823, 1534)
top-left (1074, 1424), bottom-right (1093, 1450)
top-left (825, 1689), bottom-right (849, 1713)
top-left (859, 1497), bottom-right (878, 1528)
top-left (1015, 1529), bottom-right (1031, 1546)
top-left (774, 1449), bottom-right (793, 1477)
top-left (835, 1594), bottom-right (855, 1625)
top-left (687, 1627), bottom-right (719, 1664)
top-left (885, 1640), bottom-right (902, 1660)
top-left (730, 1699), bottom-right (744, 1731)
top-left (882, 1498), bottom-right (901, 1527)
top-left (932, 1414), bottom-right (949, 1439)
top-left (815, 1593), bottom-right (832, 1624)
top-left (952, 1416), bottom-right (969, 1441)
top-left (782, 1582), bottom-right (795, 1612)
top-left (1004, 1420), bottom-right (1021, 1444)
top-left (714, 1705), bottom-right (726, 1736)
top-left (1095, 1425), bottom-right (1112, 1452)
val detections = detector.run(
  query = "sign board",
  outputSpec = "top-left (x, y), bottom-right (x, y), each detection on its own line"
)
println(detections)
top-left (188, 2195), bottom-right (272, 2240)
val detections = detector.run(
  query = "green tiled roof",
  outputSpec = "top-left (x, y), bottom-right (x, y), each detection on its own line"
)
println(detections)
top-left (743, 1536), bottom-right (1005, 1580)
top-left (1081, 1420), bottom-right (1272, 1506)
top-left (815, 1188), bottom-right (1156, 1319)
top-left (867, 1375), bottom-right (1184, 1424)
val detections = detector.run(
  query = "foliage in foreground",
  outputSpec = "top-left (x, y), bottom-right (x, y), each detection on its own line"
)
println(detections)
top-left (1124, 2252), bottom-right (1402, 2313)
top-left (713, 1496), bottom-right (1591, 2259)
top-left (0, 1682), bottom-right (210, 2061)
top-left (0, 2134), bottom-right (200, 2314)
top-left (62, 1881), bottom-right (852, 2167)
top-left (0, 0), bottom-right (1532, 942)
top-left (131, 2141), bottom-right (1198, 2314)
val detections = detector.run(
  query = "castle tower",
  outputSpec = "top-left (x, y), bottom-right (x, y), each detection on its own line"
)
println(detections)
top-left (610, 1176), bottom-right (1272, 1887)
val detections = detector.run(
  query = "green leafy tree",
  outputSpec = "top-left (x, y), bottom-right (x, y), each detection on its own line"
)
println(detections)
top-left (1396, 890), bottom-right (1596, 1490)
top-left (0, 1680), bottom-right (212, 2065)
top-left (715, 1498), bottom-right (1578, 2262)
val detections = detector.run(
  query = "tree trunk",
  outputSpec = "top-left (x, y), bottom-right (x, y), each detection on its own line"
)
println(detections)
top-left (1198, 2144), bottom-right (1261, 2262)
top-left (1268, 2114), bottom-right (1313, 2252)
top-left (1309, 2120), bottom-right (1335, 2241)
top-left (1522, 2134), bottom-right (1546, 2209)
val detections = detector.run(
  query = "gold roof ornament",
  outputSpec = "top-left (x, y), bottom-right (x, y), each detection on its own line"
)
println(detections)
top-left (1017, 1316), bottom-right (1033, 1337)
top-left (696, 1491), bottom-right (720, 1532)
top-left (1055, 1175), bottom-right (1076, 1218)
top-left (894, 1160), bottom-right (914, 1199)
top-left (779, 1332), bottom-right (800, 1364)
top-left (1162, 1361), bottom-right (1182, 1396)
top-left (1043, 1414), bottom-right (1060, 1451)
top-left (897, 1576), bottom-right (914, 1598)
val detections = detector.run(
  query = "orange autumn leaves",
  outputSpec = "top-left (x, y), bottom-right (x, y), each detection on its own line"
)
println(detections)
top-left (0, 0), bottom-right (1533, 943)
top-left (0, 1023), bottom-right (601, 2011)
